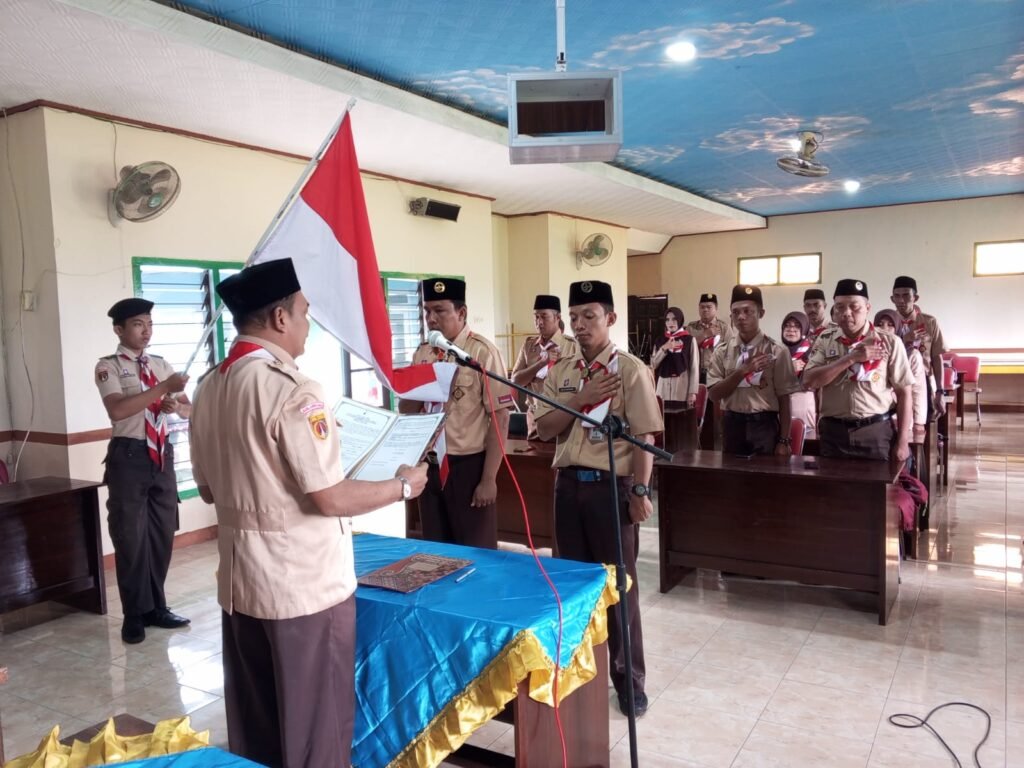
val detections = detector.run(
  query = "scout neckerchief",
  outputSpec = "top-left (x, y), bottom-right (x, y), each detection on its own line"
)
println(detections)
top-left (736, 339), bottom-right (764, 388)
top-left (219, 340), bottom-right (274, 373)
top-left (789, 338), bottom-right (813, 364)
top-left (839, 324), bottom-right (884, 381)
top-left (809, 323), bottom-right (828, 339)
top-left (534, 337), bottom-right (559, 381)
top-left (120, 350), bottom-right (167, 468)
top-left (577, 346), bottom-right (618, 428)
top-left (423, 343), bottom-right (454, 487)
top-left (664, 328), bottom-right (691, 350)
top-left (898, 306), bottom-right (927, 351)
top-left (698, 322), bottom-right (720, 351)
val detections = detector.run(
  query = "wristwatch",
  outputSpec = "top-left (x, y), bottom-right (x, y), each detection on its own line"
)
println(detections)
top-left (631, 483), bottom-right (650, 498)
top-left (398, 476), bottom-right (413, 500)
top-left (777, 437), bottom-right (792, 446)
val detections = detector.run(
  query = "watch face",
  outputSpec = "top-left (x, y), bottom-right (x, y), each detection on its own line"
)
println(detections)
top-left (632, 484), bottom-right (648, 497)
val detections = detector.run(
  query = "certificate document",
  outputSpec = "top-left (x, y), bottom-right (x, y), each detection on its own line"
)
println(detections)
top-left (336, 398), bottom-right (445, 481)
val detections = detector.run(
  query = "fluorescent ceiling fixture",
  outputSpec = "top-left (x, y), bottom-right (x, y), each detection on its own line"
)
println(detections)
top-left (666, 41), bottom-right (697, 62)
top-left (843, 179), bottom-right (861, 193)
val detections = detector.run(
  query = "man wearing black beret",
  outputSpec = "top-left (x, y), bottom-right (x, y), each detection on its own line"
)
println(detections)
top-left (95, 298), bottom-right (192, 644)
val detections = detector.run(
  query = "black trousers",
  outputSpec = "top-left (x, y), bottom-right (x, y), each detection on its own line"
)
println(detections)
top-left (554, 472), bottom-right (645, 699)
top-left (722, 411), bottom-right (780, 456)
top-left (419, 451), bottom-right (497, 549)
top-left (103, 437), bottom-right (178, 617)
top-left (222, 598), bottom-right (356, 768)
top-left (819, 417), bottom-right (894, 461)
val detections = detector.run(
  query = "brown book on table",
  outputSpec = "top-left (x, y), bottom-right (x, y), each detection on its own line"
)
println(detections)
top-left (358, 553), bottom-right (472, 593)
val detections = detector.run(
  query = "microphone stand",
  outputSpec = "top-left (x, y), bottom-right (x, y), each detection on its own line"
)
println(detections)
top-left (447, 353), bottom-right (671, 768)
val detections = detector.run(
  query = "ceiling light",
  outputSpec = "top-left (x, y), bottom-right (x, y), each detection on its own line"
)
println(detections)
top-left (843, 179), bottom-right (861, 193)
top-left (788, 138), bottom-right (802, 152)
top-left (666, 41), bottom-right (697, 63)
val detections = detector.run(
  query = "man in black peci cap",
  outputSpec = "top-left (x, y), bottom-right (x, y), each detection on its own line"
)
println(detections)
top-left (95, 297), bottom-right (192, 644)
top-left (401, 277), bottom-right (514, 549)
top-left (511, 294), bottom-right (578, 438)
top-left (803, 288), bottom-right (833, 339)
top-left (891, 275), bottom-right (948, 417)
top-left (686, 292), bottom-right (732, 384)
top-left (804, 279), bottom-right (914, 462)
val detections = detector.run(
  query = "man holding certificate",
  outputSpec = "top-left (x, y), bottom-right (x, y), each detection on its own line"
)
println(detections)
top-left (189, 258), bottom-right (428, 768)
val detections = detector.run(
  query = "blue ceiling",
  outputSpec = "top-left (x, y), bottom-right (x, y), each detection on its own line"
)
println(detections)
top-left (168, 0), bottom-right (1023, 217)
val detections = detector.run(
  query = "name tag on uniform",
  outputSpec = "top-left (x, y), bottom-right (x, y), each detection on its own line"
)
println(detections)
top-left (120, 368), bottom-right (133, 377)
top-left (826, 348), bottom-right (840, 359)
top-left (558, 386), bottom-right (576, 393)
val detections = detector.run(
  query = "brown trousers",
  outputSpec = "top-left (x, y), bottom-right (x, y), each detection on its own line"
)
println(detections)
top-left (419, 451), bottom-right (498, 549)
top-left (222, 598), bottom-right (356, 768)
top-left (819, 416), bottom-right (894, 461)
top-left (554, 471), bottom-right (645, 699)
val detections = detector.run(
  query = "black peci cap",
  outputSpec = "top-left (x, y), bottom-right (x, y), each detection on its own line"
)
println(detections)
top-left (533, 294), bottom-right (561, 312)
top-left (893, 275), bottom-right (917, 292)
top-left (421, 277), bottom-right (466, 303)
top-left (699, 293), bottom-right (718, 305)
top-left (803, 288), bottom-right (826, 302)
top-left (216, 259), bottom-right (302, 316)
top-left (730, 284), bottom-right (763, 308)
top-left (834, 279), bottom-right (869, 299)
top-left (569, 280), bottom-right (614, 307)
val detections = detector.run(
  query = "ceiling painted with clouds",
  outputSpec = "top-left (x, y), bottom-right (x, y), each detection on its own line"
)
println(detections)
top-left (168, 0), bottom-right (1023, 217)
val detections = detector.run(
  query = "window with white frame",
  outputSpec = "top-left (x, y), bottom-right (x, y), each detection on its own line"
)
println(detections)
top-left (974, 240), bottom-right (1024, 277)
top-left (738, 253), bottom-right (821, 286)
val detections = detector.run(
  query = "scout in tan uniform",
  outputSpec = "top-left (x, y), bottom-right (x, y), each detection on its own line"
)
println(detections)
top-left (891, 275), bottom-right (948, 415)
top-left (803, 288), bottom-right (834, 339)
top-left (95, 297), bottom-right (191, 644)
top-left (685, 292), bottom-right (732, 384)
top-left (781, 310), bottom-right (817, 438)
top-left (189, 259), bottom-right (428, 768)
top-left (400, 277), bottom-right (513, 549)
top-left (707, 285), bottom-right (799, 456)
top-left (535, 280), bottom-right (663, 719)
top-left (650, 306), bottom-right (699, 406)
top-left (804, 279), bottom-right (913, 462)
top-left (511, 294), bottom-right (577, 436)
top-left (876, 309), bottom-right (928, 436)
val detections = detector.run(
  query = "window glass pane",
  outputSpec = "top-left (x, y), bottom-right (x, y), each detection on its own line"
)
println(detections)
top-left (975, 241), bottom-right (1024, 276)
top-left (296, 321), bottom-right (344, 405)
top-left (738, 257), bottom-right (778, 286)
top-left (351, 368), bottom-right (385, 407)
top-left (386, 277), bottom-right (424, 367)
top-left (779, 254), bottom-right (821, 285)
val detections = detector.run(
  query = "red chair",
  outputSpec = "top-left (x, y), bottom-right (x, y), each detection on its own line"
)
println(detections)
top-left (694, 384), bottom-right (708, 427)
top-left (789, 418), bottom-right (806, 456)
top-left (952, 356), bottom-right (982, 427)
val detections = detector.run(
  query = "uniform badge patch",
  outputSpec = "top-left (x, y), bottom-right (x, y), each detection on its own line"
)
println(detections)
top-left (497, 394), bottom-right (513, 405)
top-left (871, 372), bottom-right (881, 383)
top-left (120, 368), bottom-right (131, 377)
top-left (434, 281), bottom-right (446, 294)
top-left (300, 401), bottom-right (325, 416)
top-left (308, 411), bottom-right (329, 440)
top-left (97, 369), bottom-right (109, 383)
top-left (453, 387), bottom-right (465, 401)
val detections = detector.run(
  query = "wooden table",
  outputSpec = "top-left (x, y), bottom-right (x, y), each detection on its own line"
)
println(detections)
top-left (698, 398), bottom-right (719, 450)
top-left (0, 478), bottom-right (106, 616)
top-left (663, 403), bottom-right (699, 453)
top-left (656, 452), bottom-right (901, 625)
top-left (406, 440), bottom-right (558, 552)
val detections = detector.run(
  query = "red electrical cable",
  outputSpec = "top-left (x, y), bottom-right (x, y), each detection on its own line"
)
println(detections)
top-left (481, 373), bottom-right (569, 768)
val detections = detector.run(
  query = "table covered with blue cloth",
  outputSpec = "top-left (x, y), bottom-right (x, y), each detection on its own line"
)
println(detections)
top-left (102, 748), bottom-right (262, 767)
top-left (351, 534), bottom-right (618, 768)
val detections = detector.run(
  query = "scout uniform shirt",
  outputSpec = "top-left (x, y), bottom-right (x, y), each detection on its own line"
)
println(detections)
top-left (95, 345), bottom-right (176, 437)
top-left (188, 336), bottom-right (355, 621)
top-left (805, 326), bottom-right (915, 419)
top-left (535, 344), bottom-right (663, 475)
top-left (685, 318), bottom-right (732, 372)
top-left (511, 331), bottom-right (579, 406)
top-left (706, 332), bottom-right (801, 413)
top-left (898, 308), bottom-right (946, 373)
top-left (410, 325), bottom-right (515, 455)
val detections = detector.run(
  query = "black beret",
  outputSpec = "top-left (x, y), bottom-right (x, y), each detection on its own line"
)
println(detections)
top-left (108, 298), bottom-right (154, 324)
top-left (834, 279), bottom-right (869, 299)
top-left (803, 289), bottom-right (826, 302)
top-left (730, 284), bottom-right (763, 308)
top-left (533, 294), bottom-right (561, 312)
top-left (699, 293), bottom-right (718, 305)
top-left (893, 275), bottom-right (917, 292)
top-left (422, 277), bottom-right (466, 303)
top-left (216, 259), bottom-right (301, 316)
top-left (569, 280), bottom-right (614, 307)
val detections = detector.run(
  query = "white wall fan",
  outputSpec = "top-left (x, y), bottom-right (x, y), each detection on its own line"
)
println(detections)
top-left (108, 162), bottom-right (181, 226)
top-left (576, 232), bottom-right (613, 269)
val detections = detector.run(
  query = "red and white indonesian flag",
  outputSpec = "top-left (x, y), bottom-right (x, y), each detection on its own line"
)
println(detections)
top-left (253, 112), bottom-right (455, 473)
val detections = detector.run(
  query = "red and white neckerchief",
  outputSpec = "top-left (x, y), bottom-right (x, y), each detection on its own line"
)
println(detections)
top-left (809, 324), bottom-right (828, 339)
top-left (219, 340), bottom-right (275, 373)
top-left (737, 342), bottom-right (764, 388)
top-left (577, 347), bottom-right (618, 428)
top-left (423, 345), bottom-right (452, 487)
top-left (534, 338), bottom-right (559, 381)
top-left (839, 324), bottom-right (884, 381)
top-left (698, 325), bottom-right (720, 351)
top-left (790, 338), bottom-right (813, 363)
top-left (664, 329), bottom-right (691, 352)
top-left (899, 307), bottom-right (926, 350)
top-left (120, 351), bottom-right (168, 468)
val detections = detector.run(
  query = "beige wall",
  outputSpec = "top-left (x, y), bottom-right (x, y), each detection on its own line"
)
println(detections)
top-left (627, 253), bottom-right (663, 297)
top-left (656, 195), bottom-right (1024, 348)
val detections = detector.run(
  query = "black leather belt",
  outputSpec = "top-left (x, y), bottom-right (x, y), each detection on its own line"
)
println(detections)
top-left (822, 412), bottom-right (894, 429)
top-left (558, 466), bottom-right (629, 483)
top-left (722, 410), bottom-right (779, 422)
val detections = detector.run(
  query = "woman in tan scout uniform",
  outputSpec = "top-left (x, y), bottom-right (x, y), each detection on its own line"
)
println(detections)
top-left (875, 309), bottom-right (928, 439)
top-left (780, 310), bottom-right (817, 438)
top-left (685, 292), bottom-right (732, 384)
top-left (511, 294), bottom-right (577, 437)
top-left (804, 279), bottom-right (913, 462)
top-left (535, 279), bottom-right (663, 720)
top-left (707, 285), bottom-right (800, 456)
top-left (650, 306), bottom-right (699, 407)
top-left (400, 277), bottom-right (513, 549)
top-left (189, 259), bottom-right (428, 768)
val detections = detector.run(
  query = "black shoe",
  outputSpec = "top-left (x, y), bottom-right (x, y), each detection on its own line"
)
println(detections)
top-left (617, 691), bottom-right (649, 718)
top-left (122, 616), bottom-right (145, 644)
top-left (143, 608), bottom-right (191, 629)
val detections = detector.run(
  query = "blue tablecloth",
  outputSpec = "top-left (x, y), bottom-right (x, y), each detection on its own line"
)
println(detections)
top-left (110, 748), bottom-right (261, 767)
top-left (351, 534), bottom-right (615, 768)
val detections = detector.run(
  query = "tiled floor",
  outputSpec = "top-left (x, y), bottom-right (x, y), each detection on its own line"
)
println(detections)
top-left (1, 416), bottom-right (1021, 767)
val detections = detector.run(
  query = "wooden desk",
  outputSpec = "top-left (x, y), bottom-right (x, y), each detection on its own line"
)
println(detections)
top-left (0, 665), bottom-right (7, 764)
top-left (656, 452), bottom-right (900, 625)
top-left (406, 440), bottom-right (558, 552)
top-left (698, 398), bottom-right (719, 450)
top-left (663, 404), bottom-right (699, 453)
top-left (0, 478), bottom-right (106, 616)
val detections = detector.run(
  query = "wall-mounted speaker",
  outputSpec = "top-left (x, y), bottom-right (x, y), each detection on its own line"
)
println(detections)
top-left (409, 197), bottom-right (461, 222)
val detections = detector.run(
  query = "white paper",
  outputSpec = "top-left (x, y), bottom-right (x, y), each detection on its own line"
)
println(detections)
top-left (353, 413), bottom-right (445, 481)
top-left (335, 398), bottom-right (398, 475)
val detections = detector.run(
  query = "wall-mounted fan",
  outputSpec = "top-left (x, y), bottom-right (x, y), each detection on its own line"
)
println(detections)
top-left (108, 162), bottom-right (181, 225)
top-left (576, 232), bottom-right (613, 269)
top-left (777, 131), bottom-right (829, 178)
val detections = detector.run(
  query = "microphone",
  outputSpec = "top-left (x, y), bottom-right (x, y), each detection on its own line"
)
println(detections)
top-left (427, 330), bottom-right (477, 366)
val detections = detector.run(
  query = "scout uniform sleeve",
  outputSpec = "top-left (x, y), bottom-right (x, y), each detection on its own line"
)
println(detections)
top-left (931, 318), bottom-right (948, 354)
top-left (532, 362), bottom-right (564, 422)
top-left (886, 337), bottom-right (915, 389)
top-left (511, 339), bottom-right (530, 377)
top-left (275, 380), bottom-right (346, 494)
top-left (621, 361), bottom-right (663, 435)
top-left (476, 342), bottom-right (515, 413)
top-left (94, 357), bottom-right (123, 399)
top-left (772, 345), bottom-right (802, 396)
top-left (804, 335), bottom-right (829, 372)
top-left (706, 344), bottom-right (728, 387)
